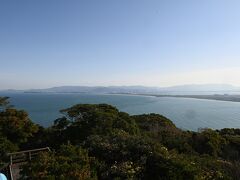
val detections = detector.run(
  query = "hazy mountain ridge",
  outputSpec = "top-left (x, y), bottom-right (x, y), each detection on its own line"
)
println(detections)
top-left (25, 86), bottom-right (162, 94)
top-left (1, 84), bottom-right (240, 95)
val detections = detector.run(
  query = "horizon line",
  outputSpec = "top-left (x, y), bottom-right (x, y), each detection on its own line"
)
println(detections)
top-left (0, 83), bottom-right (239, 91)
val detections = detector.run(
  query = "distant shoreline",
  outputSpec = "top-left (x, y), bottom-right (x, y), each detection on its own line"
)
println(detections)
top-left (110, 93), bottom-right (240, 102)
top-left (2, 91), bottom-right (240, 102)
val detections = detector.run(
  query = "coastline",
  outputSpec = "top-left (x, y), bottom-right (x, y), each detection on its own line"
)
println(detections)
top-left (109, 93), bottom-right (240, 102)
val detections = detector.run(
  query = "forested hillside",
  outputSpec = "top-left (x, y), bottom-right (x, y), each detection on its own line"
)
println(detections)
top-left (0, 97), bottom-right (240, 179)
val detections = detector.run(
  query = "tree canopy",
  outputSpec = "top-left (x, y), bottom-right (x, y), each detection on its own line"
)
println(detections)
top-left (0, 97), bottom-right (240, 179)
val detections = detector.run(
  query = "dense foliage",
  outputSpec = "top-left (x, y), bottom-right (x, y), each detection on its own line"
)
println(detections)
top-left (0, 97), bottom-right (240, 179)
top-left (20, 144), bottom-right (97, 180)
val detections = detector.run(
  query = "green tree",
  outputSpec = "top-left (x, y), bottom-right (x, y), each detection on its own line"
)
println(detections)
top-left (192, 129), bottom-right (227, 157)
top-left (0, 136), bottom-right (18, 167)
top-left (59, 104), bottom-right (139, 144)
top-left (0, 108), bottom-right (38, 145)
top-left (0, 97), bottom-right (11, 111)
top-left (20, 144), bottom-right (97, 180)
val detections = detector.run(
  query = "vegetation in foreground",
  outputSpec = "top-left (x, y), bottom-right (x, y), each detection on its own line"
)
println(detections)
top-left (0, 96), bottom-right (240, 179)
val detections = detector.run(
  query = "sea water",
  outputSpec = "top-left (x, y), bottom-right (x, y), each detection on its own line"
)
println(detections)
top-left (1, 93), bottom-right (240, 131)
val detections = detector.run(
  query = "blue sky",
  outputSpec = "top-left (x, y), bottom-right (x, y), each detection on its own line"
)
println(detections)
top-left (1, 0), bottom-right (240, 89)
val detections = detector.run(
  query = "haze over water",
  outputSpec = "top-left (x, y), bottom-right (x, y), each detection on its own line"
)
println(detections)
top-left (2, 93), bottom-right (240, 131)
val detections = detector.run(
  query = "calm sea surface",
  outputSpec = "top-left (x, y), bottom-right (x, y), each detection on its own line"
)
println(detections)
top-left (1, 93), bottom-right (240, 131)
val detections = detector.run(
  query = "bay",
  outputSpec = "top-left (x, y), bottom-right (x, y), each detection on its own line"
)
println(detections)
top-left (1, 93), bottom-right (240, 131)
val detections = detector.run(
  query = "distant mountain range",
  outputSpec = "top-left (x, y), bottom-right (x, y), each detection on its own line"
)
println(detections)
top-left (1, 84), bottom-right (240, 95)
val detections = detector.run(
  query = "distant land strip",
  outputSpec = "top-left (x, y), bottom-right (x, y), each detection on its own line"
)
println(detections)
top-left (113, 93), bottom-right (240, 102)
top-left (23, 91), bottom-right (240, 102)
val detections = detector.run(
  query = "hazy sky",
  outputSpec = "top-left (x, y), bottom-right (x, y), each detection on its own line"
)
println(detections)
top-left (1, 0), bottom-right (240, 89)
